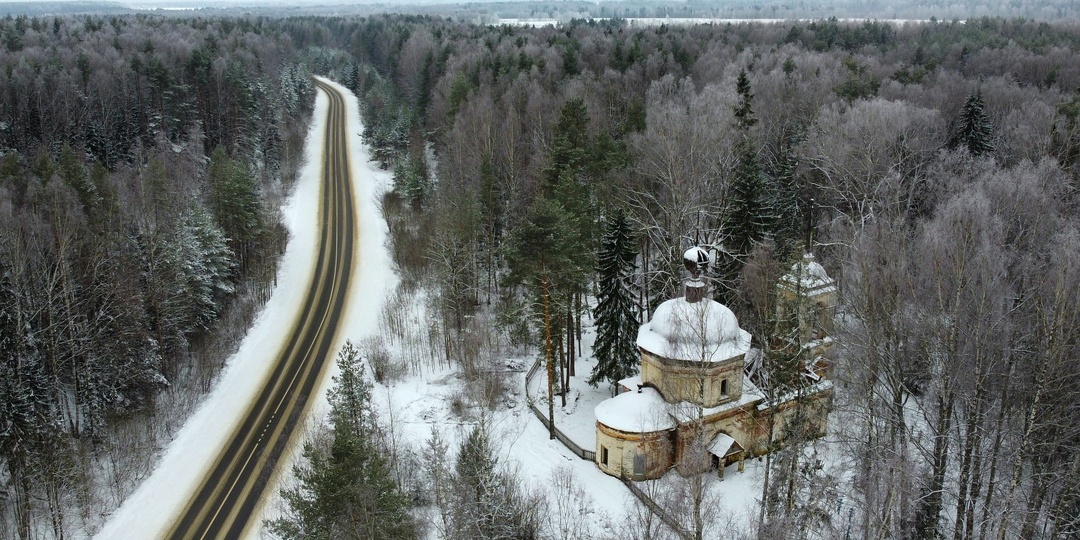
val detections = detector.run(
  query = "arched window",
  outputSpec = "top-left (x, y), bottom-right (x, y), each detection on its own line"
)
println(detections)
top-left (720, 378), bottom-right (729, 396)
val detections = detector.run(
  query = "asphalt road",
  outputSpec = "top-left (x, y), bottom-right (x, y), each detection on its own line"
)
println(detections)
top-left (166, 79), bottom-right (356, 540)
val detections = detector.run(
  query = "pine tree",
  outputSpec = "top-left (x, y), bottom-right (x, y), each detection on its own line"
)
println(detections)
top-left (543, 98), bottom-right (595, 265)
top-left (589, 210), bottom-right (640, 393)
top-left (727, 69), bottom-right (770, 257)
top-left (269, 342), bottom-right (417, 539)
top-left (734, 69), bottom-right (757, 131)
top-left (207, 146), bottom-right (262, 265)
top-left (450, 424), bottom-right (543, 539)
top-left (949, 89), bottom-right (995, 157)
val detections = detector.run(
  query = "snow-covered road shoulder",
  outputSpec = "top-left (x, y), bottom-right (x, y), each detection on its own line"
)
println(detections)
top-left (95, 77), bottom-right (394, 540)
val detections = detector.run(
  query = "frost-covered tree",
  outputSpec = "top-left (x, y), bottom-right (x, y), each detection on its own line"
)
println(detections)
top-left (589, 209), bottom-right (640, 393)
top-left (423, 426), bottom-right (452, 536)
top-left (178, 205), bottom-right (236, 330)
top-left (392, 150), bottom-right (429, 209)
top-left (449, 423), bottom-right (545, 540)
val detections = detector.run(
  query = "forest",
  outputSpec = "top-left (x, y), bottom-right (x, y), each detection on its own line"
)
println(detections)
top-left (0, 12), bottom-right (324, 538)
top-left (1, 9), bottom-right (1080, 540)
top-left (340, 15), bottom-right (1080, 540)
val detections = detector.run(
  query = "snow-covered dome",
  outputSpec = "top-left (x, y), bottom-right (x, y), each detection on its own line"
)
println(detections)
top-left (636, 296), bottom-right (752, 363)
top-left (594, 387), bottom-right (675, 433)
top-left (781, 253), bottom-right (835, 292)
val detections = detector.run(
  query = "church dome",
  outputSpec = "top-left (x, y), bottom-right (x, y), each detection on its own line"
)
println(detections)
top-left (636, 296), bottom-right (751, 363)
top-left (594, 387), bottom-right (675, 433)
top-left (780, 252), bottom-right (836, 294)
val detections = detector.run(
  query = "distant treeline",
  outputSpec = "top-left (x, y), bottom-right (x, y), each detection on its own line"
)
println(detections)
top-left (5, 0), bottom-right (1080, 22)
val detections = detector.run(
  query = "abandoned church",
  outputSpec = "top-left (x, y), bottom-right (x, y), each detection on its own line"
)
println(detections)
top-left (594, 247), bottom-right (835, 480)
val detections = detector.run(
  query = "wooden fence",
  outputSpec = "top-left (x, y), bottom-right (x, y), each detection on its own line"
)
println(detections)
top-left (523, 359), bottom-right (595, 460)
top-left (523, 359), bottom-right (692, 540)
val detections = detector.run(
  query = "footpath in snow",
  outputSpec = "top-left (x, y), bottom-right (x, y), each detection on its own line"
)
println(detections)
top-left (95, 77), bottom-right (397, 539)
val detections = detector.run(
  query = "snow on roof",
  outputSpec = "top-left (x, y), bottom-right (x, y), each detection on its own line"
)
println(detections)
top-left (617, 375), bottom-right (643, 392)
top-left (803, 336), bottom-right (835, 350)
top-left (707, 433), bottom-right (742, 458)
top-left (594, 387), bottom-right (675, 433)
top-left (781, 252), bottom-right (836, 294)
top-left (636, 296), bottom-right (752, 363)
top-left (756, 379), bottom-right (834, 411)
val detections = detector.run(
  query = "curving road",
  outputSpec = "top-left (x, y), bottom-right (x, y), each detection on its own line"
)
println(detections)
top-left (167, 80), bottom-right (356, 540)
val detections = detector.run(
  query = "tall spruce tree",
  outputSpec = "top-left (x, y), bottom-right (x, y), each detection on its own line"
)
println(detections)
top-left (949, 89), bottom-right (995, 157)
top-left (729, 141), bottom-right (769, 255)
top-left (269, 342), bottom-right (416, 540)
top-left (721, 70), bottom-right (772, 301)
top-left (589, 210), bottom-right (641, 393)
top-left (764, 137), bottom-right (801, 258)
top-left (733, 69), bottom-right (758, 131)
top-left (728, 69), bottom-right (770, 255)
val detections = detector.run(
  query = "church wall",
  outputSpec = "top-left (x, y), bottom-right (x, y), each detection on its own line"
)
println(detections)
top-left (778, 285), bottom-right (837, 345)
top-left (674, 401), bottom-right (763, 469)
top-left (596, 423), bottom-right (674, 480)
top-left (763, 386), bottom-right (833, 449)
top-left (716, 384), bottom-right (833, 457)
top-left (640, 350), bottom-right (745, 407)
top-left (669, 384), bottom-right (833, 472)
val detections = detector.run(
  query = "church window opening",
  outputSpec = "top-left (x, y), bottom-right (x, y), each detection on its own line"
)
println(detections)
top-left (721, 378), bottom-right (728, 396)
top-left (601, 446), bottom-right (608, 466)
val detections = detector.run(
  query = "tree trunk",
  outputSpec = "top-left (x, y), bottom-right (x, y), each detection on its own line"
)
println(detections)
top-left (1020, 474), bottom-right (1048, 539)
top-left (998, 355), bottom-right (1050, 540)
top-left (952, 405), bottom-right (979, 540)
top-left (978, 354), bottom-right (1015, 540)
top-left (575, 291), bottom-right (582, 358)
top-left (544, 275), bottom-right (555, 440)
top-left (559, 331), bottom-right (567, 408)
top-left (964, 425), bottom-right (984, 540)
top-left (759, 402), bottom-right (777, 533)
top-left (954, 349), bottom-right (990, 540)
top-left (1049, 449), bottom-right (1080, 539)
top-left (567, 303), bottom-right (575, 377)
top-left (917, 390), bottom-right (955, 540)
